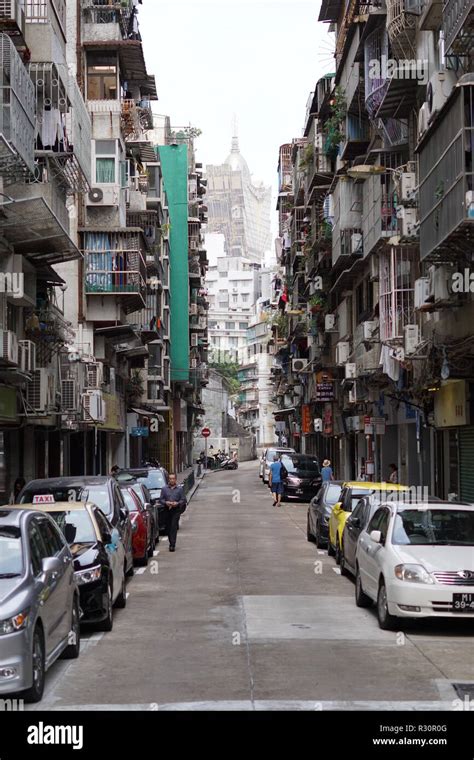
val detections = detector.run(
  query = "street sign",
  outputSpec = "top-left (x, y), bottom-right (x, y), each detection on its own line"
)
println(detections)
top-left (201, 427), bottom-right (211, 438)
top-left (131, 427), bottom-right (149, 438)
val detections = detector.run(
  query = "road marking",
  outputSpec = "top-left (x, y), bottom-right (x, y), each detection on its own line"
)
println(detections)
top-left (126, 592), bottom-right (130, 599)
top-left (153, 550), bottom-right (159, 556)
top-left (317, 551), bottom-right (325, 556)
top-left (332, 567), bottom-right (341, 575)
top-left (136, 566), bottom-right (147, 575)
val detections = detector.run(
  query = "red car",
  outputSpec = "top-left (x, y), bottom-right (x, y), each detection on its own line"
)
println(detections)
top-left (119, 486), bottom-right (153, 566)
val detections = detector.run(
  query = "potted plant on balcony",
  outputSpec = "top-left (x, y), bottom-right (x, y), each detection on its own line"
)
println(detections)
top-left (126, 370), bottom-right (144, 404)
top-left (308, 294), bottom-right (326, 314)
top-left (323, 87), bottom-right (346, 161)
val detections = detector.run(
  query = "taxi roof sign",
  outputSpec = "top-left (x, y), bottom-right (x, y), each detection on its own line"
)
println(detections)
top-left (32, 494), bottom-right (55, 505)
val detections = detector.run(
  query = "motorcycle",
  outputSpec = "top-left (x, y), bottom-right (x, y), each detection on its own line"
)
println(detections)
top-left (219, 455), bottom-right (238, 470)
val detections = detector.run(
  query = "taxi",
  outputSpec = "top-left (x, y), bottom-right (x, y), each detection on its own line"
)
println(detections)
top-left (328, 482), bottom-right (410, 564)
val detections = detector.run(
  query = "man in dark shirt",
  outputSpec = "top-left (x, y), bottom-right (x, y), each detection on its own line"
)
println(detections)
top-left (159, 473), bottom-right (187, 552)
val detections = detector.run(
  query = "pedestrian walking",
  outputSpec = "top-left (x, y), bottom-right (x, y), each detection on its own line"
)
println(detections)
top-left (159, 473), bottom-right (187, 552)
top-left (321, 459), bottom-right (334, 482)
top-left (268, 455), bottom-right (285, 508)
top-left (9, 477), bottom-right (25, 504)
top-left (388, 463), bottom-right (398, 484)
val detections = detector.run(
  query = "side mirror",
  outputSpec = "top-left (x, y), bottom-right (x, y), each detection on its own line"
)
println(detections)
top-left (145, 502), bottom-right (152, 511)
top-left (41, 556), bottom-right (62, 580)
top-left (370, 530), bottom-right (382, 544)
top-left (350, 517), bottom-right (361, 528)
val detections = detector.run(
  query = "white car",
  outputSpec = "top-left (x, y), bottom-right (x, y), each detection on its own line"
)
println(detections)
top-left (259, 447), bottom-right (296, 483)
top-left (355, 501), bottom-right (474, 629)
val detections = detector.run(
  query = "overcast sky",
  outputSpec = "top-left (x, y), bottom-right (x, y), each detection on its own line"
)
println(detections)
top-left (140, 0), bottom-right (335, 242)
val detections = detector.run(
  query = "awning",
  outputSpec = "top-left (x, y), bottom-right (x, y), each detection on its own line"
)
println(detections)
top-left (131, 408), bottom-right (165, 423)
top-left (36, 265), bottom-right (66, 285)
top-left (273, 407), bottom-right (296, 417)
top-left (84, 40), bottom-right (157, 97)
top-left (126, 141), bottom-right (157, 163)
top-left (0, 197), bottom-right (81, 264)
top-left (116, 345), bottom-right (148, 358)
top-left (95, 325), bottom-right (138, 341)
top-left (375, 70), bottom-right (419, 119)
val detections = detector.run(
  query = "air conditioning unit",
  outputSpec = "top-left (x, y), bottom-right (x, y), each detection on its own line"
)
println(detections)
top-left (61, 379), bottom-right (78, 412)
top-left (414, 277), bottom-right (430, 309)
top-left (363, 321), bottom-right (377, 341)
top-left (325, 314), bottom-right (337, 332)
top-left (336, 341), bottom-right (350, 365)
top-left (404, 324), bottom-right (420, 355)
top-left (397, 206), bottom-right (419, 239)
top-left (428, 265), bottom-right (452, 303)
top-left (292, 358), bottom-right (309, 372)
top-left (426, 70), bottom-right (458, 120)
top-left (351, 232), bottom-right (363, 256)
top-left (82, 390), bottom-right (106, 423)
top-left (19, 340), bottom-right (36, 373)
top-left (189, 303), bottom-right (198, 315)
top-left (0, 330), bottom-right (19, 365)
top-left (86, 363), bottom-right (103, 389)
top-left (418, 102), bottom-right (430, 139)
top-left (369, 255), bottom-right (379, 281)
top-left (191, 334), bottom-right (199, 347)
top-left (26, 369), bottom-right (50, 412)
top-left (345, 363), bottom-right (357, 379)
top-left (399, 172), bottom-right (417, 204)
top-left (86, 187), bottom-right (119, 206)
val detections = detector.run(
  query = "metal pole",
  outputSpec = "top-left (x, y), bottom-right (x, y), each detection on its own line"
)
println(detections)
top-left (204, 436), bottom-right (208, 472)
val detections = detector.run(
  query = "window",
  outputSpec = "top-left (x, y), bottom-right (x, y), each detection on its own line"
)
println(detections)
top-left (367, 508), bottom-right (389, 540)
top-left (94, 509), bottom-right (113, 543)
top-left (229, 337), bottom-right (238, 348)
top-left (29, 521), bottom-right (48, 576)
top-left (239, 322), bottom-right (248, 330)
top-left (87, 54), bottom-right (118, 100)
top-left (232, 296), bottom-right (238, 304)
top-left (38, 519), bottom-right (65, 557)
top-left (242, 294), bottom-right (249, 303)
top-left (95, 140), bottom-right (117, 184)
top-left (225, 322), bottom-right (235, 330)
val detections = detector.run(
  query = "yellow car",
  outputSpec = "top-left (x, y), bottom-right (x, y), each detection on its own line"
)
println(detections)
top-left (328, 481), bottom-right (410, 564)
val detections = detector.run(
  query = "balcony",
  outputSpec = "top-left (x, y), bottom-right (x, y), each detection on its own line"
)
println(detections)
top-left (0, 34), bottom-right (35, 179)
top-left (126, 210), bottom-right (158, 250)
top-left (443, 0), bottom-right (474, 60)
top-left (362, 173), bottom-right (398, 256)
top-left (339, 114), bottom-right (370, 161)
top-left (364, 27), bottom-right (390, 120)
top-left (332, 178), bottom-right (363, 266)
top-left (121, 98), bottom-right (153, 140)
top-left (418, 78), bottom-right (474, 260)
top-left (29, 62), bottom-right (92, 192)
top-left (379, 247), bottom-right (415, 342)
top-left (83, 230), bottom-right (147, 313)
top-left (386, 0), bottom-right (422, 59)
top-left (82, 0), bottom-right (135, 42)
top-left (0, 0), bottom-right (26, 48)
top-left (24, 1), bottom-right (67, 62)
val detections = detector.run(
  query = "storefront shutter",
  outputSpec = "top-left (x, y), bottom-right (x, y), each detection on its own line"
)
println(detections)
top-left (459, 427), bottom-right (474, 503)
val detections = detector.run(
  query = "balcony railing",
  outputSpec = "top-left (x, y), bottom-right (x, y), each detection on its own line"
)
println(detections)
top-left (82, 0), bottom-right (134, 40)
top-left (25, 0), bottom-right (66, 32)
top-left (121, 98), bottom-right (153, 140)
top-left (362, 174), bottom-right (398, 256)
top-left (29, 62), bottom-right (92, 191)
top-left (379, 247), bottom-right (415, 342)
top-left (83, 231), bottom-right (146, 313)
top-left (443, 0), bottom-right (474, 57)
top-left (386, 0), bottom-right (422, 58)
top-left (0, 33), bottom-right (35, 178)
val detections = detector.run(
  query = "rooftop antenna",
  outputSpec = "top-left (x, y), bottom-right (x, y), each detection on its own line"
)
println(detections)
top-left (231, 114), bottom-right (239, 153)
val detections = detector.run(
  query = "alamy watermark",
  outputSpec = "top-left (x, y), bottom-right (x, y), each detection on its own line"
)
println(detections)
top-left (368, 56), bottom-right (429, 85)
top-left (0, 273), bottom-right (24, 299)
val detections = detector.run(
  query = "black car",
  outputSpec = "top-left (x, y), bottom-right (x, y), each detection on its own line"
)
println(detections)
top-left (116, 468), bottom-right (168, 534)
top-left (280, 454), bottom-right (322, 502)
top-left (307, 481), bottom-right (343, 547)
top-left (19, 477), bottom-right (134, 577)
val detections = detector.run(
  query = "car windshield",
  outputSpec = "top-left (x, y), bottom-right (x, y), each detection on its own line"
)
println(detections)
top-left (282, 455), bottom-right (320, 473)
top-left (20, 485), bottom-right (112, 518)
top-left (48, 510), bottom-right (96, 545)
top-left (0, 527), bottom-right (23, 576)
top-left (392, 509), bottom-right (474, 546)
top-left (131, 484), bottom-right (146, 505)
top-left (138, 471), bottom-right (166, 490)
top-left (121, 489), bottom-right (139, 512)
top-left (326, 484), bottom-right (343, 504)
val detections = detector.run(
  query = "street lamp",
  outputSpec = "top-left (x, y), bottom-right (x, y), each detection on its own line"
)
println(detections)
top-left (346, 164), bottom-right (401, 180)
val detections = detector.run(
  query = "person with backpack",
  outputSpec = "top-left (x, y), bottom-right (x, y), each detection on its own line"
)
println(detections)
top-left (268, 454), bottom-right (287, 508)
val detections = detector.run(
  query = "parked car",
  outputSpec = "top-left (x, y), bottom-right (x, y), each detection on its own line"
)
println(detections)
top-left (18, 477), bottom-right (134, 577)
top-left (328, 482), bottom-right (409, 563)
top-left (116, 468), bottom-right (168, 534)
top-left (279, 454), bottom-right (321, 502)
top-left (14, 500), bottom-right (127, 631)
top-left (127, 482), bottom-right (159, 545)
top-left (355, 501), bottom-right (474, 629)
top-left (259, 447), bottom-right (296, 483)
top-left (119, 486), bottom-right (153, 566)
top-left (0, 508), bottom-right (80, 703)
top-left (307, 481), bottom-right (343, 546)
top-left (341, 493), bottom-right (446, 578)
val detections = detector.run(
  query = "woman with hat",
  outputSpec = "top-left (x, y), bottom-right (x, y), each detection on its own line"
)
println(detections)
top-left (321, 459), bottom-right (334, 482)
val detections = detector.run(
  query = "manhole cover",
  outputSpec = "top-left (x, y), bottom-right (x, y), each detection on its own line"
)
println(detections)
top-left (453, 683), bottom-right (474, 699)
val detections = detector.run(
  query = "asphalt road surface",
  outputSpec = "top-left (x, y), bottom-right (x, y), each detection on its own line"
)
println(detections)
top-left (28, 462), bottom-right (474, 711)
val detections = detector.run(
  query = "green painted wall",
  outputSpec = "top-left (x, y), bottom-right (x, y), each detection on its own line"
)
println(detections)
top-left (158, 145), bottom-right (189, 382)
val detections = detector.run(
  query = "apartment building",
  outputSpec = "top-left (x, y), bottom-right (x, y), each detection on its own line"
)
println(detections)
top-left (271, 0), bottom-right (474, 500)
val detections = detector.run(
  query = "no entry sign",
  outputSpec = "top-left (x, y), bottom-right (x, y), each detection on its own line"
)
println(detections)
top-left (201, 427), bottom-right (211, 438)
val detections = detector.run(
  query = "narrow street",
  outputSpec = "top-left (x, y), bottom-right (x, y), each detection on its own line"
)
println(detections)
top-left (29, 463), bottom-right (474, 711)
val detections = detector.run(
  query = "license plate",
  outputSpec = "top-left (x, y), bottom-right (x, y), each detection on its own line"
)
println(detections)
top-left (453, 593), bottom-right (474, 612)
top-left (296, 489), bottom-right (303, 494)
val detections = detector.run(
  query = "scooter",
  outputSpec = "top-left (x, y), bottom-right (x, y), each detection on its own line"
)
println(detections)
top-left (219, 455), bottom-right (238, 470)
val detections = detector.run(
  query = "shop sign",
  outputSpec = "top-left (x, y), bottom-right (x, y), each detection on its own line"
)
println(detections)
top-left (131, 427), bottom-right (149, 438)
top-left (302, 404), bottom-right (312, 435)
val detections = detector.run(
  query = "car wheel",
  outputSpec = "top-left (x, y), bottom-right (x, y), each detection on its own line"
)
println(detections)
top-left (114, 568), bottom-right (127, 609)
top-left (355, 566), bottom-right (372, 608)
top-left (97, 581), bottom-right (114, 631)
top-left (147, 537), bottom-right (154, 558)
top-left (327, 538), bottom-right (335, 557)
top-left (61, 596), bottom-right (81, 659)
top-left (307, 515), bottom-right (315, 543)
top-left (135, 549), bottom-right (148, 567)
top-left (340, 542), bottom-right (350, 577)
top-left (377, 580), bottom-right (398, 630)
top-left (23, 626), bottom-right (45, 703)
